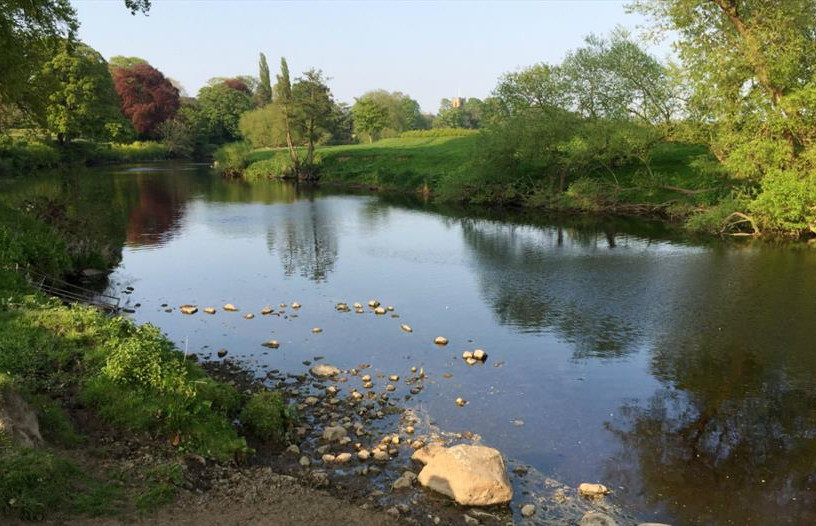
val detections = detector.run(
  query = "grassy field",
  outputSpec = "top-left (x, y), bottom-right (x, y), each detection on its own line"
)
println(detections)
top-left (244, 136), bottom-right (478, 191)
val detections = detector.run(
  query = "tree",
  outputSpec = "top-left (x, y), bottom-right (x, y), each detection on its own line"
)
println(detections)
top-left (255, 52), bottom-right (272, 107)
top-left (0, 0), bottom-right (77, 122)
top-left (436, 97), bottom-right (485, 129)
top-left (108, 55), bottom-right (148, 70)
top-left (292, 69), bottom-right (334, 169)
top-left (239, 103), bottom-right (288, 148)
top-left (351, 90), bottom-right (425, 139)
top-left (196, 82), bottom-right (253, 143)
top-left (275, 57), bottom-right (299, 174)
top-left (0, 0), bottom-right (149, 125)
top-left (42, 40), bottom-right (133, 144)
top-left (631, 0), bottom-right (816, 234)
top-left (112, 63), bottom-right (180, 137)
top-left (351, 97), bottom-right (389, 142)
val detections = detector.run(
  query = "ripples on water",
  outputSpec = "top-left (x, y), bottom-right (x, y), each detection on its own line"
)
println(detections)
top-left (5, 162), bottom-right (816, 525)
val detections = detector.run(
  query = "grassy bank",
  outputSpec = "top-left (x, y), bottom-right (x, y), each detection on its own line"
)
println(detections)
top-left (0, 204), bottom-right (292, 521)
top-left (0, 139), bottom-right (172, 175)
top-left (226, 134), bottom-right (733, 230)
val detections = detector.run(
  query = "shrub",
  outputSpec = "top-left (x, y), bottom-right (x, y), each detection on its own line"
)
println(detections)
top-left (0, 140), bottom-right (60, 174)
top-left (213, 142), bottom-right (251, 177)
top-left (240, 391), bottom-right (294, 443)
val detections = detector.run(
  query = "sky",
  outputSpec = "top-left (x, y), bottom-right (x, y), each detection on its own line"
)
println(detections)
top-left (72, 0), bottom-right (671, 113)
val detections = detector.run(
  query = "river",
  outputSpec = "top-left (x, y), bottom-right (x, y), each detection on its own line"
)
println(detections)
top-left (4, 161), bottom-right (816, 525)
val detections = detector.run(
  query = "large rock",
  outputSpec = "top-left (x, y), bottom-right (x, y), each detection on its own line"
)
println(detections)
top-left (309, 364), bottom-right (341, 378)
top-left (0, 389), bottom-right (43, 447)
top-left (417, 444), bottom-right (512, 506)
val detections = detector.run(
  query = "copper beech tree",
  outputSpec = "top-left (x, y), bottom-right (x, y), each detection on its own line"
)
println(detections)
top-left (112, 63), bottom-right (180, 137)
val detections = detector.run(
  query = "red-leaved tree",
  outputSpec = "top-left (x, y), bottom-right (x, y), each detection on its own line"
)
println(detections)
top-left (113, 63), bottom-right (180, 137)
top-left (222, 78), bottom-right (251, 94)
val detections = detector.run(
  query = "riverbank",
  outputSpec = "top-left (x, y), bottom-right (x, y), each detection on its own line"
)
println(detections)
top-left (0, 202), bottom-right (635, 526)
top-left (0, 139), bottom-right (173, 175)
top-left (224, 135), bottom-right (735, 234)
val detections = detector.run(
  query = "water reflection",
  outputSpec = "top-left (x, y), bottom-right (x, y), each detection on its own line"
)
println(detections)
top-left (125, 174), bottom-right (188, 247)
top-left (266, 199), bottom-right (338, 282)
top-left (604, 247), bottom-right (816, 525)
top-left (5, 166), bottom-right (816, 525)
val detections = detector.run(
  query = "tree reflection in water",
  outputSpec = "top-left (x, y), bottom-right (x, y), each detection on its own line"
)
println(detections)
top-left (266, 200), bottom-right (338, 282)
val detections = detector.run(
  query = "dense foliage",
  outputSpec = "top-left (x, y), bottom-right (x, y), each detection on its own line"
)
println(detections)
top-left (112, 62), bottom-right (180, 137)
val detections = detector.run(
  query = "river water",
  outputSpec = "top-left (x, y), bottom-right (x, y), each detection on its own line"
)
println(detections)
top-left (4, 162), bottom-right (816, 525)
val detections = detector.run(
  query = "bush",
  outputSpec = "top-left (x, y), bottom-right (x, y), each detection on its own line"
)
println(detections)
top-left (243, 153), bottom-right (301, 180)
top-left (213, 142), bottom-right (251, 177)
top-left (0, 205), bottom-right (71, 276)
top-left (0, 140), bottom-right (60, 175)
top-left (80, 321), bottom-right (248, 461)
top-left (240, 391), bottom-right (294, 443)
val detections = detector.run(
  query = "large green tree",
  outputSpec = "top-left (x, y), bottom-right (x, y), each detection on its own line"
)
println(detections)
top-left (255, 52), bottom-right (272, 107)
top-left (195, 81), bottom-right (253, 143)
top-left (42, 40), bottom-right (132, 144)
top-left (0, 0), bottom-right (150, 128)
top-left (292, 69), bottom-right (334, 169)
top-left (351, 90), bottom-right (424, 140)
top-left (275, 57), bottom-right (300, 174)
top-left (351, 97), bottom-right (389, 143)
top-left (631, 0), bottom-right (816, 234)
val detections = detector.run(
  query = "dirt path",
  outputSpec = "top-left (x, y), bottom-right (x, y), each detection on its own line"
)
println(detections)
top-left (32, 467), bottom-right (402, 526)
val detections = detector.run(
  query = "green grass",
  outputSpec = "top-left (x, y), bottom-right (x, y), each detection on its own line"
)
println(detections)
top-left (241, 136), bottom-right (478, 191)
top-left (236, 136), bottom-right (730, 222)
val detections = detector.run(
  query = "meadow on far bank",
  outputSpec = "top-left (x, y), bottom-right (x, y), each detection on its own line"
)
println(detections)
top-left (216, 132), bottom-right (734, 233)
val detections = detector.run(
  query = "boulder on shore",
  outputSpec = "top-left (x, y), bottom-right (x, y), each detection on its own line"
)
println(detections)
top-left (416, 444), bottom-right (513, 506)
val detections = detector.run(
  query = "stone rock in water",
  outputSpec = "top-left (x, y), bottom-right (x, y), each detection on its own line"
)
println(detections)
top-left (323, 425), bottom-right (348, 442)
top-left (578, 483), bottom-right (611, 497)
top-left (291, 302), bottom-right (301, 309)
top-left (243, 313), bottom-right (254, 319)
top-left (400, 324), bottom-right (413, 333)
top-left (223, 303), bottom-right (238, 311)
top-left (261, 306), bottom-right (273, 315)
top-left (473, 349), bottom-right (487, 361)
top-left (0, 389), bottom-right (43, 447)
top-left (580, 512), bottom-right (617, 526)
top-left (368, 300), bottom-right (380, 308)
top-left (203, 307), bottom-right (216, 315)
top-left (434, 336), bottom-right (449, 345)
top-left (262, 340), bottom-right (280, 349)
top-left (417, 444), bottom-right (513, 506)
top-left (521, 504), bottom-right (536, 517)
top-left (335, 452), bottom-right (352, 463)
top-left (312, 327), bottom-right (323, 333)
top-left (180, 305), bottom-right (197, 315)
top-left (374, 306), bottom-right (386, 315)
top-left (310, 364), bottom-right (341, 378)
top-left (217, 349), bottom-right (228, 358)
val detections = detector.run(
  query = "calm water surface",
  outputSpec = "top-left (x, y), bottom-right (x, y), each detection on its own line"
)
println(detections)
top-left (5, 163), bottom-right (816, 525)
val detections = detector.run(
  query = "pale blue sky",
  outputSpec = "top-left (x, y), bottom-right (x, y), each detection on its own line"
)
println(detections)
top-left (72, 0), bottom-right (670, 112)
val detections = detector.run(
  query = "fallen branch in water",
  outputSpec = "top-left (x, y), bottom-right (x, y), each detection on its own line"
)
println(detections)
top-left (721, 211), bottom-right (761, 237)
